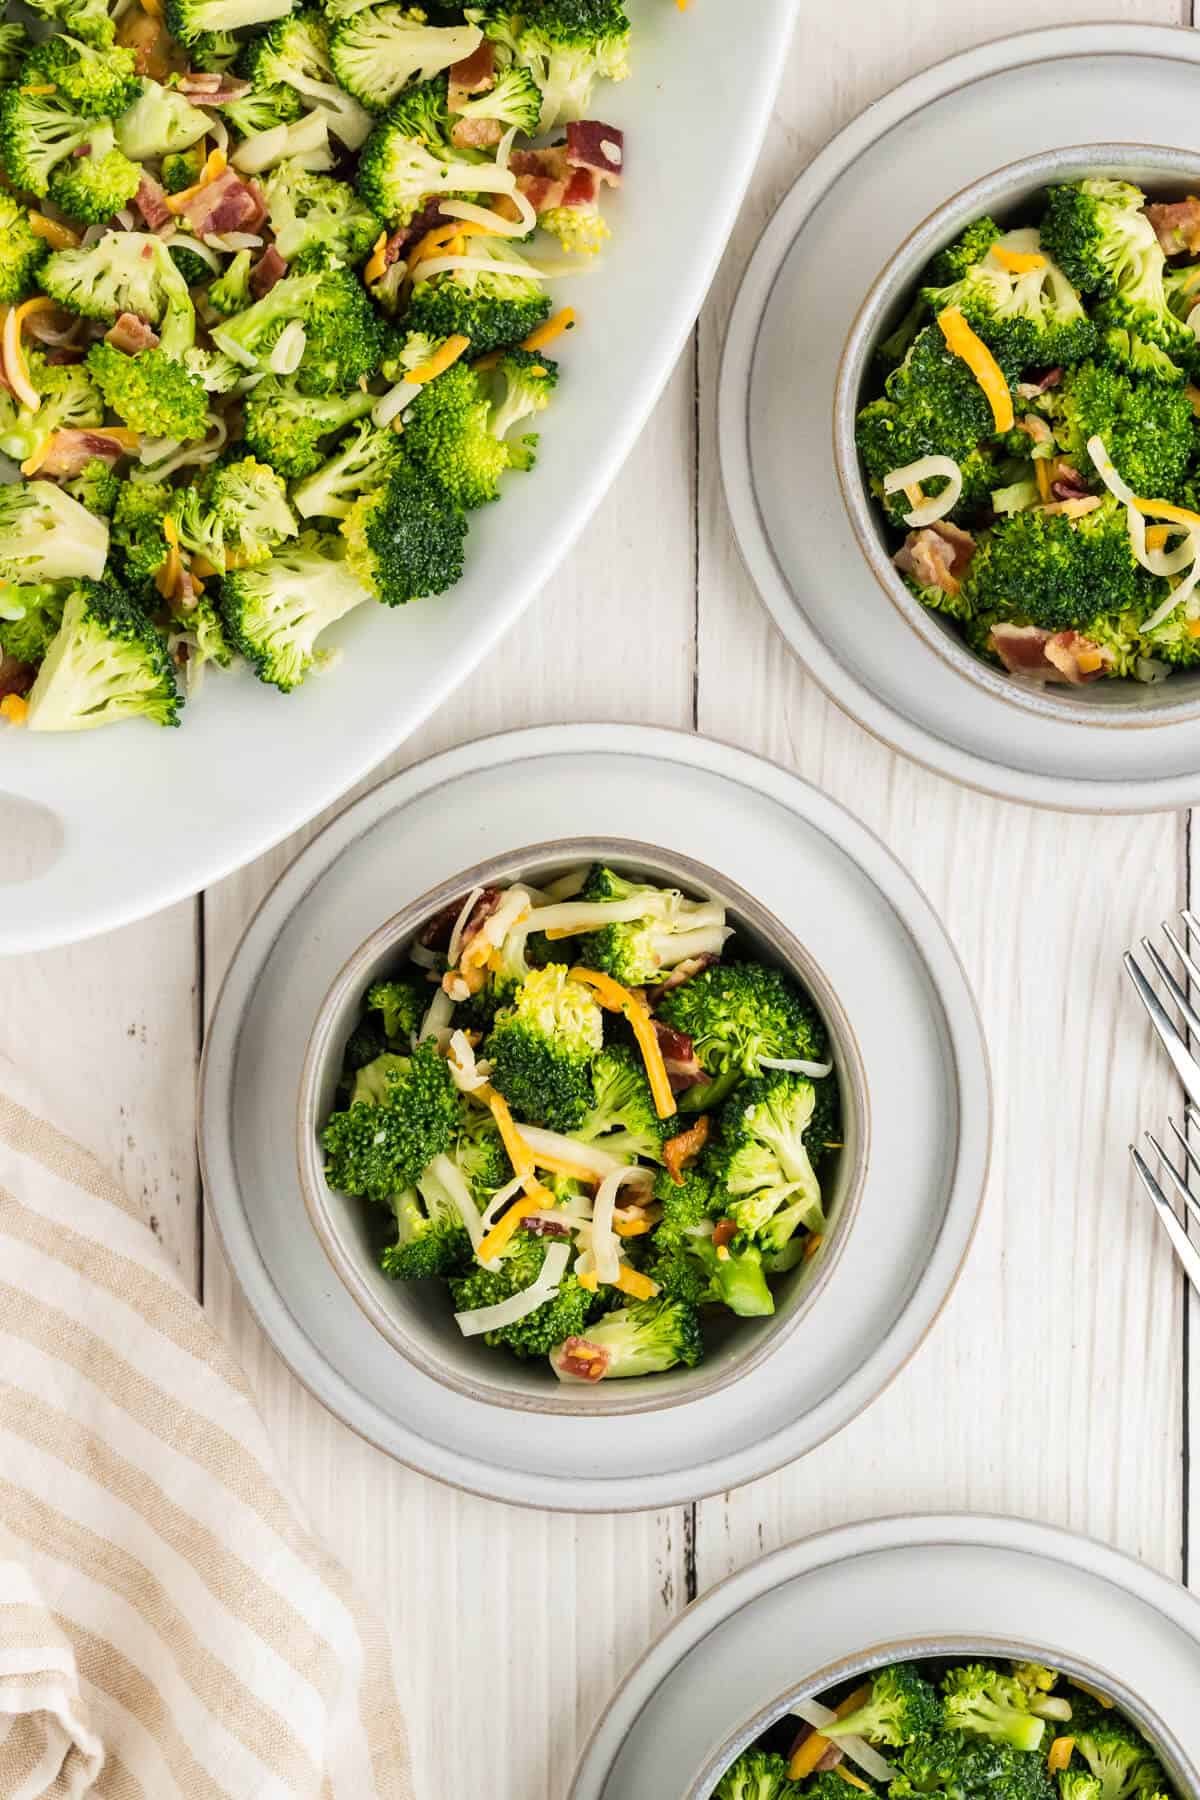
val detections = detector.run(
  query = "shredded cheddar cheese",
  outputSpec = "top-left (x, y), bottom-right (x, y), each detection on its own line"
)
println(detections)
top-left (613, 1215), bottom-right (653, 1238)
top-left (476, 1192), bottom-right (542, 1262)
top-left (1145, 524), bottom-right (1170, 551)
top-left (614, 1264), bottom-right (658, 1300)
top-left (165, 147), bottom-right (227, 213)
top-left (522, 307), bottom-right (576, 352)
top-left (1047, 1738), bottom-right (1075, 1774)
top-left (482, 1087), bottom-right (534, 1180)
top-left (27, 211), bottom-right (78, 249)
top-left (937, 306), bottom-right (1013, 432)
top-left (363, 230), bottom-right (389, 285)
top-left (568, 967), bottom-right (676, 1119)
top-left (403, 333), bottom-right (471, 385)
top-left (155, 514), bottom-right (182, 599)
top-left (1132, 497), bottom-right (1200, 530)
top-left (1034, 458), bottom-right (1052, 503)
top-left (803, 1232), bottom-right (823, 1261)
top-left (991, 246), bottom-right (1045, 273)
top-left (530, 1147), bottom-right (602, 1184)
top-left (578, 1270), bottom-right (598, 1292)
top-left (0, 694), bottom-right (29, 724)
top-left (18, 83), bottom-right (58, 96)
top-left (835, 1771), bottom-right (872, 1793)
top-left (1075, 649), bottom-right (1103, 674)
top-left (1187, 619), bottom-right (1200, 639)
top-left (21, 425), bottom-right (138, 478)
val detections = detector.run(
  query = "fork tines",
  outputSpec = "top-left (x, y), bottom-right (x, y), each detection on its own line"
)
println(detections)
top-left (1129, 1118), bottom-right (1200, 1295)
top-left (1124, 910), bottom-right (1200, 1110)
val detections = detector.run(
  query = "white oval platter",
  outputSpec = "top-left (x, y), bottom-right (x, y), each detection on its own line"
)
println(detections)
top-left (569, 1514), bottom-right (1200, 1799)
top-left (719, 24), bottom-right (1200, 813)
top-left (0, 0), bottom-right (800, 953)
top-left (198, 723), bottom-right (990, 1511)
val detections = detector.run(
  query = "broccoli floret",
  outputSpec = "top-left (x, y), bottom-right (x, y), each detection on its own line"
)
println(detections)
top-left (0, 22), bottom-right (32, 83)
top-left (927, 216), bottom-right (1003, 285)
top-left (1041, 179), bottom-right (1155, 296)
top-left (237, 8), bottom-right (372, 147)
top-left (1094, 322), bottom-right (1187, 384)
top-left (707, 1072), bottom-right (827, 1250)
top-left (712, 1749), bottom-right (794, 1800)
top-left (208, 250), bottom-right (254, 317)
top-left (942, 1665), bottom-right (1046, 1754)
top-left (355, 74), bottom-right (522, 225)
top-left (0, 88), bottom-right (102, 198)
top-left (0, 481), bottom-right (108, 585)
top-left (1060, 1775), bottom-right (1104, 1800)
top-left (0, 349), bottom-right (104, 470)
top-left (39, 232), bottom-right (195, 357)
top-left (293, 416), bottom-right (406, 518)
top-left (450, 61), bottom-right (542, 134)
top-left (0, 193), bottom-right (47, 305)
top-left (165, 0), bottom-right (294, 49)
top-left (331, 6), bottom-right (485, 112)
top-left (550, 1296), bottom-right (703, 1381)
top-left (63, 459), bottom-right (121, 519)
top-left (243, 376), bottom-right (376, 479)
top-left (20, 0), bottom-right (114, 48)
top-left (486, 963), bottom-right (602, 1130)
top-left (115, 78), bottom-right (210, 159)
top-left (220, 529), bottom-right (368, 689)
top-left (468, 0), bottom-right (630, 131)
top-left (322, 1039), bottom-right (460, 1198)
top-left (823, 1664), bottom-right (939, 1747)
top-left (262, 159), bottom-right (382, 266)
top-left (366, 977), bottom-right (428, 1040)
top-left (920, 231), bottom-right (1095, 371)
top-left (572, 1043), bottom-right (671, 1161)
top-left (1048, 360), bottom-right (1194, 500)
top-left (650, 1228), bottom-right (775, 1317)
top-left (540, 201), bottom-right (610, 256)
top-left (574, 863), bottom-right (731, 987)
top-left (962, 495), bottom-right (1144, 632)
top-left (379, 1160), bottom-right (474, 1279)
top-left (0, 583), bottom-right (67, 667)
top-left (1012, 1663), bottom-right (1059, 1696)
top-left (161, 147), bottom-right (205, 194)
top-left (24, 578), bottom-right (180, 732)
top-left (455, 1109), bottom-right (513, 1197)
top-left (191, 26), bottom-right (241, 67)
top-left (489, 345), bottom-right (557, 444)
top-left (22, 32), bottom-right (139, 117)
top-left (658, 961), bottom-right (828, 1093)
top-left (171, 455), bottom-right (298, 570)
top-left (1075, 1727), bottom-right (1166, 1800)
top-left (184, 347), bottom-right (246, 393)
top-left (109, 481), bottom-right (170, 595)
top-left (653, 1164), bottom-right (721, 1238)
top-left (224, 81), bottom-right (306, 138)
top-left (892, 1736), bottom-right (1055, 1800)
top-left (339, 462), bottom-right (467, 601)
top-left (451, 1237), bottom-right (595, 1357)
top-left (404, 270), bottom-right (552, 355)
top-left (857, 325), bottom-right (1002, 496)
top-left (212, 264), bottom-right (383, 393)
top-left (167, 243), bottom-right (212, 288)
top-left (46, 129), bottom-right (141, 226)
top-left (86, 342), bottom-right (209, 441)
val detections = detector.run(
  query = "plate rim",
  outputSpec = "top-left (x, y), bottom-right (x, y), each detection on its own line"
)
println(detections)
top-left (199, 720), bottom-right (992, 1510)
top-left (0, 0), bottom-right (802, 957)
top-left (718, 20), bottom-right (1200, 815)
top-left (567, 1510), bottom-right (1200, 1799)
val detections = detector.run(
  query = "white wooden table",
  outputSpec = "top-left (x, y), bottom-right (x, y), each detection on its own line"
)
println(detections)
top-left (9, 4), bottom-right (1196, 1793)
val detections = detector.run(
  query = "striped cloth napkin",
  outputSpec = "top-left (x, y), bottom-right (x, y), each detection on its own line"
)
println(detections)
top-left (0, 1057), bottom-right (414, 1800)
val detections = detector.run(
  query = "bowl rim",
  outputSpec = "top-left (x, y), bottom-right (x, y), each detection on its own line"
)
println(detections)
top-left (296, 833), bottom-right (872, 1420)
top-left (832, 139), bottom-right (1200, 732)
top-left (688, 1633), bottom-right (1200, 1800)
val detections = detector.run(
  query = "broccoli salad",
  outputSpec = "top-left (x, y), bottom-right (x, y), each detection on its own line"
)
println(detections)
top-left (0, 0), bottom-right (637, 731)
top-left (319, 864), bottom-right (841, 1383)
top-left (856, 179), bottom-right (1200, 689)
top-left (711, 1656), bottom-right (1180, 1800)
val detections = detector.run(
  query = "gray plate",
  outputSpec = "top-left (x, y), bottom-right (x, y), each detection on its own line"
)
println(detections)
top-left (569, 1515), bottom-right (1200, 1799)
top-left (720, 24), bottom-right (1200, 812)
top-left (199, 725), bottom-right (989, 1511)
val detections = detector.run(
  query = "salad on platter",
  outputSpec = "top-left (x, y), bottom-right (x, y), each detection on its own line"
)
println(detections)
top-left (0, 0), bottom-right (641, 730)
top-left (712, 1655), bottom-right (1180, 1800)
top-left (857, 178), bottom-right (1200, 690)
top-left (319, 861), bottom-right (842, 1384)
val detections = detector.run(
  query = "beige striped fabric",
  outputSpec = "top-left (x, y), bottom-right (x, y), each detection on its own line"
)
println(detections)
top-left (0, 1057), bottom-right (414, 1800)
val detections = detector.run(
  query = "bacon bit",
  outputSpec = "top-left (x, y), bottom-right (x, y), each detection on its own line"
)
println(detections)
top-left (651, 1018), bottom-right (706, 1094)
top-left (1145, 197), bottom-right (1200, 255)
top-left (419, 897), bottom-right (464, 949)
top-left (647, 954), bottom-right (717, 1002)
top-left (0, 692), bottom-right (29, 723)
top-left (522, 1215), bottom-right (572, 1238)
top-left (712, 1217), bottom-right (737, 1250)
top-left (403, 333), bottom-right (471, 385)
top-left (116, 3), bottom-right (175, 80)
top-left (662, 1115), bottom-right (709, 1185)
top-left (555, 1337), bottom-right (610, 1381)
top-left (522, 308), bottom-right (576, 352)
top-left (178, 71), bottom-right (252, 103)
top-left (105, 312), bottom-right (159, 354)
top-left (893, 520), bottom-right (976, 597)
top-left (451, 115), bottom-right (504, 150)
top-left (1049, 462), bottom-right (1090, 502)
top-left (22, 426), bottom-right (138, 478)
top-left (565, 120), bottom-right (623, 185)
top-left (250, 243), bottom-right (287, 299)
top-left (448, 38), bottom-right (495, 109)
top-left (27, 211), bottom-right (79, 249)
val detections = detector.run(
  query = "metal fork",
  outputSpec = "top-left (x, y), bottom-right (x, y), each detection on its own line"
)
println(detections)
top-left (1124, 910), bottom-right (1200, 1110)
top-left (1130, 1114), bottom-right (1200, 1294)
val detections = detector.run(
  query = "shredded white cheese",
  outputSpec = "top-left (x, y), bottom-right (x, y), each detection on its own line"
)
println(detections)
top-left (790, 1699), bottom-right (896, 1785)
top-left (882, 455), bottom-right (963, 528)
top-left (454, 1242), bottom-right (570, 1337)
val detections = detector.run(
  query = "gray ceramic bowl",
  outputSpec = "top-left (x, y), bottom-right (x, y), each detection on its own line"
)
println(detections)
top-left (297, 838), bottom-right (869, 1419)
top-left (834, 142), bottom-right (1200, 731)
top-left (691, 1636), bottom-right (1200, 1800)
